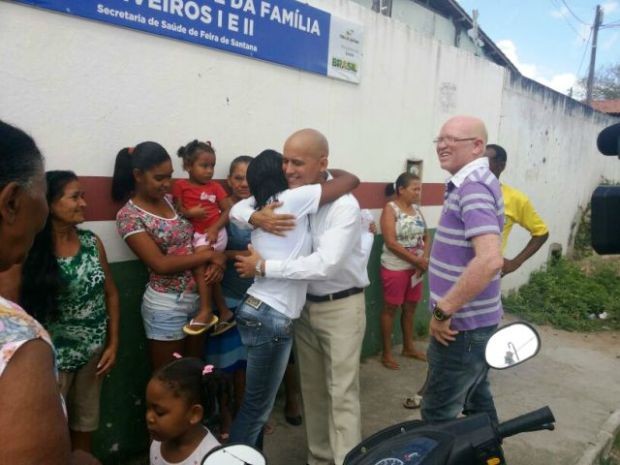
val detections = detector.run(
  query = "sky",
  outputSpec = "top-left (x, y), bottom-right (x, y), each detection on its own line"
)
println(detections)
top-left (456, 0), bottom-right (620, 97)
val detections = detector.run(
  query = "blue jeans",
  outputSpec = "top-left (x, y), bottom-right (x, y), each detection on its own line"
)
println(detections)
top-left (421, 325), bottom-right (498, 424)
top-left (229, 297), bottom-right (293, 447)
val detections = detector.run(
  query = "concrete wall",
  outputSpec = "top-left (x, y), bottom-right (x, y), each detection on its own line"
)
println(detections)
top-left (495, 74), bottom-right (617, 289)
top-left (349, 0), bottom-right (485, 56)
top-left (2, 1), bottom-right (620, 462)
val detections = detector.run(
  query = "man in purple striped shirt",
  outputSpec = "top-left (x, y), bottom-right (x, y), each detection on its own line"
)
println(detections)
top-left (421, 116), bottom-right (504, 424)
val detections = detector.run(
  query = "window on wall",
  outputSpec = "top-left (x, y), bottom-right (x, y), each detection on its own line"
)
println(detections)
top-left (406, 159), bottom-right (423, 179)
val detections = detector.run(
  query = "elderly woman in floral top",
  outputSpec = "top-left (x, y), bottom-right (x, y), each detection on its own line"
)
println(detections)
top-left (0, 120), bottom-right (99, 465)
top-left (21, 170), bottom-right (120, 454)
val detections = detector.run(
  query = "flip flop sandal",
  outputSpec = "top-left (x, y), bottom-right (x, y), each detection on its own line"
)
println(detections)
top-left (183, 315), bottom-right (219, 336)
top-left (284, 414), bottom-right (303, 426)
top-left (402, 351), bottom-right (428, 362)
top-left (403, 394), bottom-right (423, 410)
top-left (211, 319), bottom-right (237, 337)
top-left (381, 358), bottom-right (400, 370)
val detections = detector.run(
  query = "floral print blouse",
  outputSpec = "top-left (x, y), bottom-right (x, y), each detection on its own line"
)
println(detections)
top-left (380, 201), bottom-right (427, 271)
top-left (0, 295), bottom-right (53, 378)
top-left (116, 196), bottom-right (196, 294)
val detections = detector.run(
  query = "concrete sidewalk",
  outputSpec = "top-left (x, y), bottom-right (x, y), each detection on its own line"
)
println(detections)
top-left (263, 320), bottom-right (620, 465)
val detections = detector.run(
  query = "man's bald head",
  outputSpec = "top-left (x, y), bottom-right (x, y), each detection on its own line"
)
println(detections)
top-left (284, 128), bottom-right (329, 161)
top-left (442, 116), bottom-right (488, 145)
top-left (282, 128), bottom-right (329, 187)
top-left (436, 116), bottom-right (488, 175)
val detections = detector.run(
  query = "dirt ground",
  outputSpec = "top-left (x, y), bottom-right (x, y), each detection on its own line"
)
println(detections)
top-left (264, 318), bottom-right (620, 465)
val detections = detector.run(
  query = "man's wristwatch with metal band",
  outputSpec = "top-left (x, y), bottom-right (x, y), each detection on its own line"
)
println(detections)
top-left (432, 302), bottom-right (451, 321)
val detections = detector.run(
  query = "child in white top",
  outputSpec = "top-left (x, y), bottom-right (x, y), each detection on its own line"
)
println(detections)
top-left (147, 356), bottom-right (222, 465)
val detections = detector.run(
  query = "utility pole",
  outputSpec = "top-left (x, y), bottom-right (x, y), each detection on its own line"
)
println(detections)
top-left (586, 5), bottom-right (603, 106)
top-left (371, 0), bottom-right (392, 17)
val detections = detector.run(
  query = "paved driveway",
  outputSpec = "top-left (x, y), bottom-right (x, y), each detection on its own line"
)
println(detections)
top-left (264, 320), bottom-right (620, 465)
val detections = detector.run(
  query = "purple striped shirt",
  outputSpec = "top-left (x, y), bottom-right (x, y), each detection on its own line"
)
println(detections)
top-left (429, 159), bottom-right (504, 331)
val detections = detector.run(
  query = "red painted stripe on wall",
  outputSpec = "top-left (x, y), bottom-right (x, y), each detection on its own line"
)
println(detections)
top-left (354, 182), bottom-right (445, 209)
top-left (81, 176), bottom-right (446, 222)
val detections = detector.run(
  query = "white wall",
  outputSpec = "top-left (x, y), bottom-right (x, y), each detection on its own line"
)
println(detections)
top-left (496, 75), bottom-right (619, 289)
top-left (1, 0), bottom-right (618, 289)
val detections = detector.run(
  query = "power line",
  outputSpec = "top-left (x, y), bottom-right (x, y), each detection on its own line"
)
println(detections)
top-left (600, 20), bottom-right (620, 28)
top-left (576, 26), bottom-right (593, 79)
top-left (560, 0), bottom-right (589, 25)
top-left (549, 0), bottom-right (590, 39)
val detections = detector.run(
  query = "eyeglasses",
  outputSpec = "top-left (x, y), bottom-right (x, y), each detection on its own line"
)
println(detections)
top-left (433, 136), bottom-right (477, 145)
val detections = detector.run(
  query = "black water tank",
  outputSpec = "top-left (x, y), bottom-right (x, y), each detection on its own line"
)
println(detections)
top-left (591, 185), bottom-right (620, 255)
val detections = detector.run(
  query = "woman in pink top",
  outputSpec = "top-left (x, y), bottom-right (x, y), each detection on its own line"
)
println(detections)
top-left (112, 142), bottom-right (226, 371)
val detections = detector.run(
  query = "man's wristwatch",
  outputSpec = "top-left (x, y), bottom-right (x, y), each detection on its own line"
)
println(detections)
top-left (432, 302), bottom-right (451, 321)
top-left (255, 259), bottom-right (264, 278)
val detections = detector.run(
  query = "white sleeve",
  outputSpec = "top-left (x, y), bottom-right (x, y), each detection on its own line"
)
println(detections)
top-left (265, 201), bottom-right (360, 281)
top-left (359, 209), bottom-right (375, 264)
top-left (229, 197), bottom-right (257, 229)
top-left (282, 184), bottom-right (321, 217)
top-left (360, 230), bottom-right (374, 268)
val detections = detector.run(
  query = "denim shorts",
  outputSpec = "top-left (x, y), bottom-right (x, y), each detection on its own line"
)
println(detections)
top-left (141, 286), bottom-right (199, 341)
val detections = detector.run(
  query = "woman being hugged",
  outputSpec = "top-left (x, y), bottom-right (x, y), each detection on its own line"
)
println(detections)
top-left (380, 173), bottom-right (430, 370)
top-left (112, 142), bottom-right (226, 370)
top-left (21, 170), bottom-right (120, 453)
top-left (173, 140), bottom-right (235, 336)
top-left (229, 150), bottom-right (359, 447)
top-left (146, 357), bottom-right (223, 464)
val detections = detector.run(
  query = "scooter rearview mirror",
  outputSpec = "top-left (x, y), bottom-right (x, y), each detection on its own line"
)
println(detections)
top-left (202, 444), bottom-right (266, 465)
top-left (485, 322), bottom-right (540, 370)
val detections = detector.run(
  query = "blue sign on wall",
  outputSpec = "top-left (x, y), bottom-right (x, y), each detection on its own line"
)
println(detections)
top-left (14, 0), bottom-right (354, 79)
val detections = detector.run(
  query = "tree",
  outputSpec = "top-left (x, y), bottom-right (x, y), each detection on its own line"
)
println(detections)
top-left (579, 63), bottom-right (620, 100)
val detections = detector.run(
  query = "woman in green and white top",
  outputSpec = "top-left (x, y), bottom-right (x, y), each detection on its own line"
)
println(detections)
top-left (379, 173), bottom-right (430, 371)
top-left (21, 170), bottom-right (120, 454)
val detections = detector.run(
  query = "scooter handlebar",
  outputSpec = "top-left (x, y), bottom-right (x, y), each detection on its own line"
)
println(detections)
top-left (497, 406), bottom-right (555, 440)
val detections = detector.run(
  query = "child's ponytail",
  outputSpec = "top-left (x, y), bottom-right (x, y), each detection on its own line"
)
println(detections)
top-left (177, 139), bottom-right (216, 168)
top-left (200, 364), bottom-right (224, 419)
top-left (154, 356), bottom-right (225, 421)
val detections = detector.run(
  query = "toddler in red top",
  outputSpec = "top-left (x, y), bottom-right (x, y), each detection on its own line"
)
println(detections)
top-left (173, 140), bottom-right (235, 337)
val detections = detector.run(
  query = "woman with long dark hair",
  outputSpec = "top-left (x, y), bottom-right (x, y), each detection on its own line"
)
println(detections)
top-left (228, 149), bottom-right (359, 447)
top-left (21, 170), bottom-right (120, 453)
top-left (112, 142), bottom-right (226, 370)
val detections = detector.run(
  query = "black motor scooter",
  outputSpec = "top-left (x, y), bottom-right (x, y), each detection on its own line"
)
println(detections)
top-left (202, 322), bottom-right (554, 465)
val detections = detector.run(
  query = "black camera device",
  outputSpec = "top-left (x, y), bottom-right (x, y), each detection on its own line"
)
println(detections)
top-left (591, 122), bottom-right (620, 255)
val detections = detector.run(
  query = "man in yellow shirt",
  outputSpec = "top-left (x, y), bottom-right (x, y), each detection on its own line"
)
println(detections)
top-left (486, 144), bottom-right (549, 276)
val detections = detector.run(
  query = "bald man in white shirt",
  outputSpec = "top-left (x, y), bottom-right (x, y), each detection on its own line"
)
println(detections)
top-left (235, 129), bottom-right (370, 465)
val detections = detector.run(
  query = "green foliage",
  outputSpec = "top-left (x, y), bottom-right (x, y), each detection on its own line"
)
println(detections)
top-left (503, 258), bottom-right (620, 331)
top-left (600, 431), bottom-right (620, 465)
top-left (572, 203), bottom-right (593, 260)
top-left (579, 62), bottom-right (620, 100)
